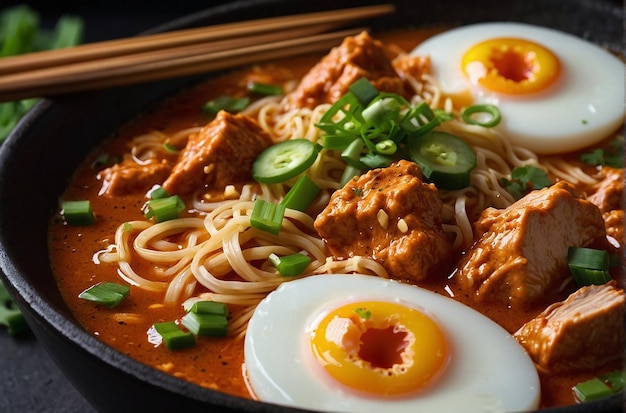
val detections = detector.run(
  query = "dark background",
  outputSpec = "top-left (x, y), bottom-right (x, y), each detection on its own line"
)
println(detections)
top-left (0, 3), bottom-right (233, 412)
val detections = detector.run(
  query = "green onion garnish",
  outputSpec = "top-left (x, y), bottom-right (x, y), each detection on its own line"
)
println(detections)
top-left (78, 282), bottom-right (129, 308)
top-left (202, 95), bottom-right (250, 115)
top-left (348, 77), bottom-right (379, 105)
top-left (247, 81), bottom-right (283, 96)
top-left (61, 200), bottom-right (95, 226)
top-left (144, 195), bottom-right (185, 223)
top-left (268, 253), bottom-right (311, 277)
top-left (188, 301), bottom-right (228, 317)
top-left (374, 139), bottom-right (397, 155)
top-left (153, 321), bottom-right (195, 350)
top-left (340, 164), bottom-right (364, 187)
top-left (461, 104), bottom-right (502, 128)
top-left (400, 102), bottom-right (440, 137)
top-left (573, 370), bottom-right (625, 402)
top-left (280, 175), bottom-right (321, 212)
top-left (181, 312), bottom-right (228, 337)
top-left (250, 199), bottom-right (285, 235)
top-left (567, 247), bottom-right (613, 286)
top-left (148, 185), bottom-right (170, 200)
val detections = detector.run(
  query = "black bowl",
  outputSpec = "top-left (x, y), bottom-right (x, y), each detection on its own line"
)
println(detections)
top-left (0, 0), bottom-right (623, 412)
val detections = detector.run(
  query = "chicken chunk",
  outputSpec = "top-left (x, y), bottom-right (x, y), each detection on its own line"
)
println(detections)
top-left (457, 181), bottom-right (607, 305)
top-left (587, 167), bottom-right (623, 213)
top-left (588, 167), bottom-right (624, 249)
top-left (287, 31), bottom-right (406, 109)
top-left (99, 159), bottom-right (172, 196)
top-left (314, 160), bottom-right (453, 282)
top-left (162, 111), bottom-right (273, 195)
top-left (514, 281), bottom-right (625, 373)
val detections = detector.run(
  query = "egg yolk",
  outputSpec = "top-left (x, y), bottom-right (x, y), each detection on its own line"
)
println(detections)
top-left (461, 37), bottom-right (560, 94)
top-left (309, 301), bottom-right (449, 396)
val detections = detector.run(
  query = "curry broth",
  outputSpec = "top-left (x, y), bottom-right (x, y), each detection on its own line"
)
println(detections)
top-left (49, 28), bottom-right (621, 407)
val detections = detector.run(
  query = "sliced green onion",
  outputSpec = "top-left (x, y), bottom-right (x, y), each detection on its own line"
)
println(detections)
top-left (400, 102), bottom-right (440, 137)
top-left (348, 77), bottom-right (379, 105)
top-left (567, 247), bottom-right (612, 286)
top-left (408, 131), bottom-right (477, 190)
top-left (374, 139), bottom-right (397, 155)
top-left (573, 371), bottom-right (625, 402)
top-left (144, 195), bottom-right (185, 222)
top-left (148, 185), bottom-right (170, 200)
top-left (461, 104), bottom-right (501, 128)
top-left (61, 200), bottom-right (95, 226)
top-left (153, 321), bottom-right (195, 350)
top-left (269, 253), bottom-right (311, 277)
top-left (340, 164), bottom-right (363, 187)
top-left (78, 282), bottom-right (129, 308)
top-left (361, 95), bottom-right (403, 126)
top-left (322, 134), bottom-right (356, 151)
top-left (188, 301), bottom-right (228, 317)
top-left (280, 175), bottom-right (321, 212)
top-left (250, 199), bottom-right (285, 235)
top-left (317, 92), bottom-right (364, 135)
top-left (341, 138), bottom-right (369, 170)
top-left (247, 81), bottom-right (283, 96)
top-left (202, 95), bottom-right (250, 115)
top-left (252, 139), bottom-right (318, 184)
top-left (181, 312), bottom-right (228, 337)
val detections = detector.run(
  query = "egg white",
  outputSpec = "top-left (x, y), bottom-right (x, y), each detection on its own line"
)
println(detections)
top-left (244, 274), bottom-right (540, 413)
top-left (411, 22), bottom-right (625, 155)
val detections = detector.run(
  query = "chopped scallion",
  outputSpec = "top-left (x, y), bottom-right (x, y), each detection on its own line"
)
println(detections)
top-left (348, 77), bottom-right (379, 105)
top-left (188, 301), bottom-right (228, 317)
top-left (567, 247), bottom-right (612, 286)
top-left (61, 200), bottom-right (95, 226)
top-left (374, 139), bottom-right (397, 155)
top-left (247, 81), bottom-right (283, 96)
top-left (573, 370), bottom-right (625, 402)
top-left (181, 312), bottom-right (228, 337)
top-left (147, 185), bottom-right (170, 200)
top-left (268, 253), bottom-right (311, 277)
top-left (461, 104), bottom-right (501, 128)
top-left (341, 138), bottom-right (369, 170)
top-left (153, 321), bottom-right (195, 350)
top-left (280, 175), bottom-right (321, 212)
top-left (340, 164), bottom-right (363, 187)
top-left (144, 195), bottom-right (185, 222)
top-left (250, 199), bottom-right (285, 235)
top-left (78, 282), bottom-right (129, 308)
top-left (202, 95), bottom-right (250, 115)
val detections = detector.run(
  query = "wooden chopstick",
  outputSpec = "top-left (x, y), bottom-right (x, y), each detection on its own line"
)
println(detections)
top-left (0, 28), bottom-right (365, 101)
top-left (0, 4), bottom-right (394, 102)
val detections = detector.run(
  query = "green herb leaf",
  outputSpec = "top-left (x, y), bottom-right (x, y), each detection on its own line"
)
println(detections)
top-left (500, 165), bottom-right (552, 199)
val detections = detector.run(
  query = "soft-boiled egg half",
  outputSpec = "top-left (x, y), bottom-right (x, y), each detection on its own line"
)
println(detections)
top-left (411, 22), bottom-right (624, 154)
top-left (244, 274), bottom-right (540, 413)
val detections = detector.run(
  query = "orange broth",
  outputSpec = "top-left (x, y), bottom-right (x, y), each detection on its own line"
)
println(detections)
top-left (48, 28), bottom-right (622, 407)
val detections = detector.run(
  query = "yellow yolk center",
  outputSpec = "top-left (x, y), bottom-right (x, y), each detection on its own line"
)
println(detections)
top-left (461, 37), bottom-right (560, 94)
top-left (309, 301), bottom-right (449, 396)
